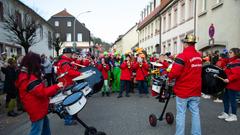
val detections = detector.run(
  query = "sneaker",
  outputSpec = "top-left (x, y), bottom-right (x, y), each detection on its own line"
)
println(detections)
top-left (213, 98), bottom-right (223, 103)
top-left (202, 94), bottom-right (211, 99)
top-left (7, 111), bottom-right (18, 117)
top-left (117, 95), bottom-right (122, 98)
top-left (225, 114), bottom-right (237, 122)
top-left (125, 94), bottom-right (130, 97)
top-left (218, 112), bottom-right (229, 119)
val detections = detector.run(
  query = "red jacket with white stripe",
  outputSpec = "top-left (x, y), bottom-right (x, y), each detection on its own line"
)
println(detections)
top-left (168, 46), bottom-right (202, 98)
top-left (15, 72), bottom-right (60, 122)
top-left (133, 62), bottom-right (149, 81)
top-left (97, 64), bottom-right (110, 80)
top-left (120, 61), bottom-right (132, 81)
top-left (225, 57), bottom-right (240, 91)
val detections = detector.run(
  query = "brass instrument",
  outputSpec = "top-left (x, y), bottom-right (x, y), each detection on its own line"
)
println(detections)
top-left (127, 61), bottom-right (131, 68)
top-left (139, 63), bottom-right (142, 68)
top-left (151, 69), bottom-right (160, 75)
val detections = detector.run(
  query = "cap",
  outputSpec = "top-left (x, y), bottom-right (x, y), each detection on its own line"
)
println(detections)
top-left (181, 34), bottom-right (197, 44)
top-left (63, 48), bottom-right (73, 54)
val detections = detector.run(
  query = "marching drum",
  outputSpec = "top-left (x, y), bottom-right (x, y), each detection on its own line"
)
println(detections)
top-left (63, 92), bottom-right (87, 115)
top-left (72, 82), bottom-right (92, 96)
top-left (79, 67), bottom-right (104, 94)
top-left (202, 65), bottom-right (227, 95)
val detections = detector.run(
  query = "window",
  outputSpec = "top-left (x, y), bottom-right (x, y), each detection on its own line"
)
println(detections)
top-left (168, 43), bottom-right (171, 52)
top-left (173, 40), bottom-right (177, 54)
top-left (15, 11), bottom-right (22, 25)
top-left (189, 0), bottom-right (194, 18)
top-left (151, 23), bottom-right (153, 37)
top-left (48, 31), bottom-right (52, 49)
top-left (174, 8), bottom-right (178, 27)
top-left (168, 13), bottom-right (171, 30)
top-left (216, 0), bottom-right (222, 4)
top-left (55, 21), bottom-right (59, 27)
top-left (0, 2), bottom-right (3, 21)
top-left (67, 21), bottom-right (72, 27)
top-left (77, 33), bottom-right (82, 42)
top-left (55, 33), bottom-right (60, 38)
top-left (39, 25), bottom-right (43, 39)
top-left (202, 0), bottom-right (207, 11)
top-left (163, 16), bottom-right (166, 32)
top-left (181, 2), bottom-right (185, 22)
top-left (66, 33), bottom-right (71, 42)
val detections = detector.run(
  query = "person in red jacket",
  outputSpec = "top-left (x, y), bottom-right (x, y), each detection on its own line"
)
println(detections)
top-left (218, 48), bottom-right (240, 122)
top-left (168, 34), bottom-right (202, 135)
top-left (56, 48), bottom-right (81, 87)
top-left (133, 53), bottom-right (149, 97)
top-left (97, 58), bottom-right (110, 97)
top-left (15, 52), bottom-right (63, 135)
top-left (56, 48), bottom-right (81, 125)
top-left (117, 54), bottom-right (132, 98)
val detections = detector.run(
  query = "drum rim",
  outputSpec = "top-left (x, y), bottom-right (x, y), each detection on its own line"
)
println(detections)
top-left (72, 82), bottom-right (88, 92)
top-left (62, 92), bottom-right (84, 106)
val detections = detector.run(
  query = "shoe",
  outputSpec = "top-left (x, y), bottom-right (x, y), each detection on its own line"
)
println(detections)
top-left (225, 114), bottom-right (237, 122)
top-left (202, 94), bottom-right (211, 99)
top-left (106, 92), bottom-right (110, 97)
top-left (213, 98), bottom-right (223, 103)
top-left (126, 94), bottom-right (130, 97)
top-left (218, 112), bottom-right (229, 119)
top-left (117, 95), bottom-right (122, 98)
top-left (7, 111), bottom-right (18, 117)
top-left (101, 92), bottom-right (105, 97)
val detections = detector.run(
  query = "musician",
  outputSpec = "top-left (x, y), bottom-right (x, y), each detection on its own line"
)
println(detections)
top-left (57, 48), bottom-right (81, 87)
top-left (117, 54), bottom-right (132, 98)
top-left (168, 34), bottom-right (202, 135)
top-left (133, 53), bottom-right (149, 97)
top-left (218, 48), bottom-right (240, 122)
top-left (97, 58), bottom-right (110, 96)
top-left (158, 54), bottom-right (169, 75)
top-left (56, 48), bottom-right (81, 125)
top-left (112, 52), bottom-right (121, 93)
top-left (15, 52), bottom-right (63, 135)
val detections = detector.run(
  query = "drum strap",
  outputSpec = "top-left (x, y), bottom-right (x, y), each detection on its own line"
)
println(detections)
top-left (227, 63), bottom-right (240, 69)
top-left (174, 58), bottom-right (185, 66)
top-left (27, 79), bottom-right (42, 92)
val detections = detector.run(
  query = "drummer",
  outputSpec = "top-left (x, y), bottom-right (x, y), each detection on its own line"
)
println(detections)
top-left (15, 52), bottom-right (64, 135)
top-left (56, 48), bottom-right (82, 125)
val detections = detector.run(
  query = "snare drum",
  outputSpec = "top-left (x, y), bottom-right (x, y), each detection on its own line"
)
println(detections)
top-left (62, 92), bottom-right (87, 115)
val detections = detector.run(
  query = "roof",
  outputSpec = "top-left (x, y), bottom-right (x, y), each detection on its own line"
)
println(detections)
top-left (16, 0), bottom-right (54, 30)
top-left (52, 9), bottom-right (74, 17)
top-left (138, 0), bottom-right (172, 30)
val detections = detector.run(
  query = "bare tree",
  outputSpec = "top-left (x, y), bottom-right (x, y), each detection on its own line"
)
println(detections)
top-left (52, 37), bottom-right (63, 56)
top-left (3, 11), bottom-right (40, 54)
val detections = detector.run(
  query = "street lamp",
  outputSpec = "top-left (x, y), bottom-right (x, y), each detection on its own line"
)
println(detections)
top-left (73, 11), bottom-right (91, 51)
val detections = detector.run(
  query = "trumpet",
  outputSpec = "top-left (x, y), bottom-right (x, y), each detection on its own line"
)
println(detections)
top-left (127, 61), bottom-right (131, 68)
top-left (139, 63), bottom-right (142, 67)
top-left (103, 64), bottom-right (106, 68)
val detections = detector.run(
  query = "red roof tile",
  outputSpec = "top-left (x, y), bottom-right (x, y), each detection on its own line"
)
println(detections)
top-left (52, 9), bottom-right (73, 17)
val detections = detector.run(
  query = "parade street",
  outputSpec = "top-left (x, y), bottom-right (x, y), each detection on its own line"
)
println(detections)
top-left (0, 93), bottom-right (240, 135)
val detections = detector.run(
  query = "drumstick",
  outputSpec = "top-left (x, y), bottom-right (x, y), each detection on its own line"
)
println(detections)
top-left (72, 62), bottom-right (86, 67)
top-left (213, 74), bottom-right (225, 82)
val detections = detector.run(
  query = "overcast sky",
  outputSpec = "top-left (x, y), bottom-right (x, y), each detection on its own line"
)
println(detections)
top-left (20, 0), bottom-right (149, 43)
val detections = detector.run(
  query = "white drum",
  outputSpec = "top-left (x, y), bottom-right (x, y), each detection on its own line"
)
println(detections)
top-left (152, 83), bottom-right (161, 94)
top-left (72, 70), bottom-right (96, 81)
top-left (50, 93), bottom-right (67, 104)
top-left (62, 92), bottom-right (87, 115)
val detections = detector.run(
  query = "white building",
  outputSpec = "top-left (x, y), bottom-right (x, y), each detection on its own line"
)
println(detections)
top-left (0, 0), bottom-right (54, 58)
top-left (196, 0), bottom-right (240, 55)
top-left (112, 24), bottom-right (138, 54)
top-left (161, 0), bottom-right (195, 55)
top-left (138, 0), bottom-right (162, 54)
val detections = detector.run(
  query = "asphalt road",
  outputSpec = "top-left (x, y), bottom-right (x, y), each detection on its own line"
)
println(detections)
top-left (1, 93), bottom-right (240, 135)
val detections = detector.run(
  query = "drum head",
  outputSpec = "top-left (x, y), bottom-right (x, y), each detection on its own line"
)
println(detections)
top-left (79, 66), bottom-right (104, 94)
top-left (63, 92), bottom-right (83, 106)
top-left (202, 65), bottom-right (227, 95)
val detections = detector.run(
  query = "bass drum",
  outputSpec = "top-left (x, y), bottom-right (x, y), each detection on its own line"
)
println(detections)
top-left (79, 66), bottom-right (104, 94)
top-left (202, 65), bottom-right (227, 95)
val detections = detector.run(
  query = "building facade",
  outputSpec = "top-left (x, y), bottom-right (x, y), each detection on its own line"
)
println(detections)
top-left (196, 0), bottom-right (240, 55)
top-left (112, 24), bottom-right (139, 54)
top-left (161, 0), bottom-right (195, 55)
top-left (48, 9), bottom-right (91, 53)
top-left (0, 0), bottom-right (54, 57)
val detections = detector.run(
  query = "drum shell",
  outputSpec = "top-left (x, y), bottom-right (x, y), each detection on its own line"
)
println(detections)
top-left (63, 92), bottom-right (87, 115)
top-left (79, 66), bottom-right (104, 94)
top-left (202, 65), bottom-right (227, 95)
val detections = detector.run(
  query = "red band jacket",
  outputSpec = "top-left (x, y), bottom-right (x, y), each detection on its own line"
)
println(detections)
top-left (168, 46), bottom-right (202, 98)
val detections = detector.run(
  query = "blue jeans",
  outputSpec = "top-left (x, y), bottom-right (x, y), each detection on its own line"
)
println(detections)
top-left (223, 89), bottom-right (238, 114)
top-left (119, 80), bottom-right (130, 96)
top-left (137, 80), bottom-right (148, 94)
top-left (175, 96), bottom-right (201, 135)
top-left (29, 116), bottom-right (51, 135)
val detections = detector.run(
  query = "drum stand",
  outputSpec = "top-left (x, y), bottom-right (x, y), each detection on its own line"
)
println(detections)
top-left (73, 114), bottom-right (106, 135)
top-left (149, 84), bottom-right (174, 126)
